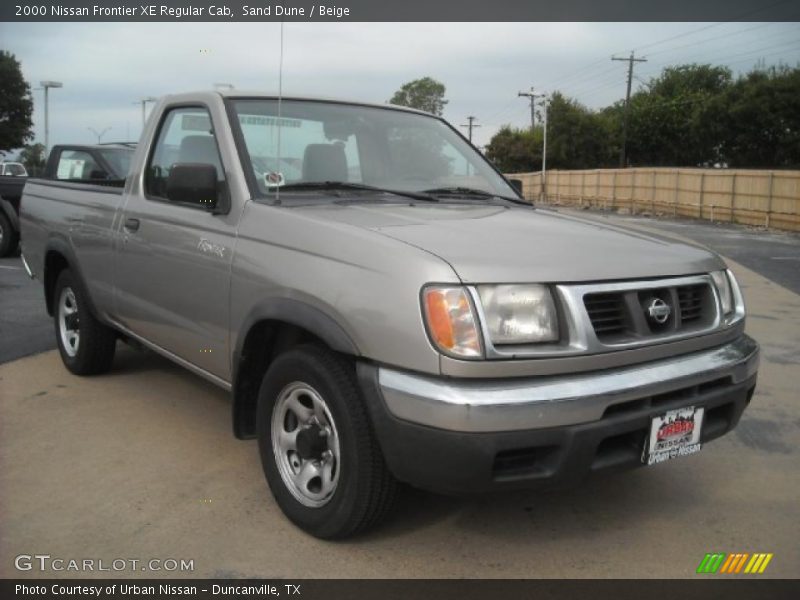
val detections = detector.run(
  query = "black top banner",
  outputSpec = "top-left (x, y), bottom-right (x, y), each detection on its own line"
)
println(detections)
top-left (2, 0), bottom-right (800, 22)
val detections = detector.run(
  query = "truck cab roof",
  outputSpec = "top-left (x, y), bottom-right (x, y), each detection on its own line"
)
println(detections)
top-left (159, 90), bottom-right (435, 116)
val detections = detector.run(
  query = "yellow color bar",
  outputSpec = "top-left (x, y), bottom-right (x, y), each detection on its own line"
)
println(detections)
top-left (758, 553), bottom-right (774, 574)
top-left (744, 554), bottom-right (762, 574)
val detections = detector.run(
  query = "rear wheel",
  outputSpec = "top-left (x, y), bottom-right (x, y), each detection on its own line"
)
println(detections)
top-left (53, 269), bottom-right (117, 375)
top-left (0, 211), bottom-right (18, 257)
top-left (256, 345), bottom-right (397, 539)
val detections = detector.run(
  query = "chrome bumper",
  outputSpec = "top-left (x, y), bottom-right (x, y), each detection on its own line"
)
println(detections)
top-left (378, 335), bottom-right (759, 433)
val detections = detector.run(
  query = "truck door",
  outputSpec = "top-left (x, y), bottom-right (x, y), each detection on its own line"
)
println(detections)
top-left (114, 104), bottom-right (235, 381)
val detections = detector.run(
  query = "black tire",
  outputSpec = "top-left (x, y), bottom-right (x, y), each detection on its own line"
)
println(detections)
top-left (53, 269), bottom-right (117, 375)
top-left (256, 345), bottom-right (397, 539)
top-left (0, 211), bottom-right (18, 258)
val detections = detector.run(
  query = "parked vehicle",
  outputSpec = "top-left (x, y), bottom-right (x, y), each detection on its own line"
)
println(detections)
top-left (0, 175), bottom-right (25, 257)
top-left (0, 161), bottom-right (28, 177)
top-left (0, 144), bottom-right (134, 257)
top-left (43, 143), bottom-right (135, 182)
top-left (19, 91), bottom-right (759, 539)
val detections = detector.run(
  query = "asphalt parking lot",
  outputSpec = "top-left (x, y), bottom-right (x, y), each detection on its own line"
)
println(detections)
top-left (1, 213), bottom-right (798, 578)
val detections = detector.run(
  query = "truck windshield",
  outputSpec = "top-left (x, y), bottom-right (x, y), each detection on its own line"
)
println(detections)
top-left (230, 99), bottom-right (516, 199)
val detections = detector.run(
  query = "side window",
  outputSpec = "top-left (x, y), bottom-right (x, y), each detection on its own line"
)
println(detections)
top-left (56, 150), bottom-right (107, 181)
top-left (145, 107), bottom-right (225, 200)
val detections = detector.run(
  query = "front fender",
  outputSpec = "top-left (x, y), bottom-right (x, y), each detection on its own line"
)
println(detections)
top-left (233, 296), bottom-right (360, 364)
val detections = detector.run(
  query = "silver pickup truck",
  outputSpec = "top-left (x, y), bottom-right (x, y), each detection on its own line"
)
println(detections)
top-left (20, 91), bottom-right (759, 539)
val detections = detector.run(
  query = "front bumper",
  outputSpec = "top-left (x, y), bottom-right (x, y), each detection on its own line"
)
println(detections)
top-left (358, 335), bottom-right (759, 494)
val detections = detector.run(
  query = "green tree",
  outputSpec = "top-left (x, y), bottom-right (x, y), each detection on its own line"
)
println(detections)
top-left (389, 77), bottom-right (448, 116)
top-left (715, 65), bottom-right (800, 167)
top-left (0, 51), bottom-right (34, 153)
top-left (546, 92), bottom-right (618, 169)
top-left (626, 64), bottom-right (732, 166)
top-left (485, 126), bottom-right (542, 173)
top-left (17, 143), bottom-right (46, 176)
top-left (486, 94), bottom-right (617, 172)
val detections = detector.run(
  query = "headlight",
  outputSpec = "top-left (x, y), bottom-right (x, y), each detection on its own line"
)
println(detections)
top-left (422, 286), bottom-right (482, 358)
top-left (711, 270), bottom-right (733, 315)
top-left (478, 284), bottom-right (559, 344)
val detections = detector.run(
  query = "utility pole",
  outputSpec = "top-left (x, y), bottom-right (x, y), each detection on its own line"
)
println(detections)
top-left (518, 87), bottom-right (537, 130)
top-left (612, 52), bottom-right (647, 168)
top-left (460, 116), bottom-right (480, 142)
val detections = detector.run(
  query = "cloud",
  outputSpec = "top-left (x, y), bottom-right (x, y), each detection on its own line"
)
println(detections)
top-left (1, 21), bottom-right (798, 149)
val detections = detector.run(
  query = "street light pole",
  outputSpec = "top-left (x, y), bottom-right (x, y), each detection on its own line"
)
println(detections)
top-left (539, 95), bottom-right (549, 201)
top-left (134, 97), bottom-right (158, 130)
top-left (40, 80), bottom-right (63, 155)
top-left (88, 127), bottom-right (111, 143)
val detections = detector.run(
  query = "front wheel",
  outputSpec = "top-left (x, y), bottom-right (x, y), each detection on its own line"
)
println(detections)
top-left (256, 345), bottom-right (397, 539)
top-left (53, 269), bottom-right (117, 375)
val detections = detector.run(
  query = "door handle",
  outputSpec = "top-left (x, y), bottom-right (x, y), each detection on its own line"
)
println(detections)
top-left (123, 218), bottom-right (140, 232)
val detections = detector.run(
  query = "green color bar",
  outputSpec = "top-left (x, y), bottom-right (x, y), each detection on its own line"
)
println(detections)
top-left (697, 553), bottom-right (727, 574)
top-left (709, 553), bottom-right (727, 573)
top-left (697, 554), bottom-right (713, 574)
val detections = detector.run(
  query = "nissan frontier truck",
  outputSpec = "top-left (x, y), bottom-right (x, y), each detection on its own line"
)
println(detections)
top-left (19, 91), bottom-right (759, 538)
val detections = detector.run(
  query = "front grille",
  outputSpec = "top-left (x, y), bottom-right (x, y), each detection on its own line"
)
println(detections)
top-left (584, 293), bottom-right (626, 336)
top-left (677, 284), bottom-right (705, 323)
top-left (583, 280), bottom-right (716, 342)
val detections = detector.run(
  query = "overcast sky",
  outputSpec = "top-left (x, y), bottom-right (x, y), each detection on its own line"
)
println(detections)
top-left (1, 21), bottom-right (799, 151)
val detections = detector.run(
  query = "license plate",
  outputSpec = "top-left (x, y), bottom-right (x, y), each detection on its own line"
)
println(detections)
top-left (643, 406), bottom-right (704, 466)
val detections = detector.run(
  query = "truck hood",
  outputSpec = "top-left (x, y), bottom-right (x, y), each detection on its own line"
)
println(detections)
top-left (293, 203), bottom-right (724, 283)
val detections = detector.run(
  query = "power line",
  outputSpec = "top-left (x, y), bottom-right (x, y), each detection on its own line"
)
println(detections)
top-left (644, 22), bottom-right (777, 59)
top-left (544, 1), bottom-right (793, 91)
top-left (545, 57), bottom-right (614, 89)
top-left (642, 33), bottom-right (800, 75)
top-left (725, 47), bottom-right (800, 68)
top-left (632, 0), bottom-right (793, 53)
top-left (565, 69), bottom-right (626, 97)
top-left (558, 64), bottom-right (624, 94)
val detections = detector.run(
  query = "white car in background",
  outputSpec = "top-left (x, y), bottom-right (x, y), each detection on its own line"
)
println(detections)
top-left (0, 162), bottom-right (28, 177)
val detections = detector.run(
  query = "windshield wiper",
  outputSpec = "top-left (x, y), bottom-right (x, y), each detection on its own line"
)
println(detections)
top-left (421, 186), bottom-right (531, 206)
top-left (273, 181), bottom-right (438, 203)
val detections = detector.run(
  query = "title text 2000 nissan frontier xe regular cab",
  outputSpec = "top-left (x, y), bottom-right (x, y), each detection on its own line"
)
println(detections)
top-left (20, 91), bottom-right (759, 538)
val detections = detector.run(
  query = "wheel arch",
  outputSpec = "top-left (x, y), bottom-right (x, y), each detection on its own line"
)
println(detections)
top-left (232, 299), bottom-right (361, 440)
top-left (43, 238), bottom-right (98, 318)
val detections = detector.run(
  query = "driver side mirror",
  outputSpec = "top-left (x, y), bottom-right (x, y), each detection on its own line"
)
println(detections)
top-left (166, 163), bottom-right (219, 210)
top-left (508, 178), bottom-right (523, 196)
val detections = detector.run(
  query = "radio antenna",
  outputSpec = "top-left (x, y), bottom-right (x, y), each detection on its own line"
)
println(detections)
top-left (275, 18), bottom-right (285, 205)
